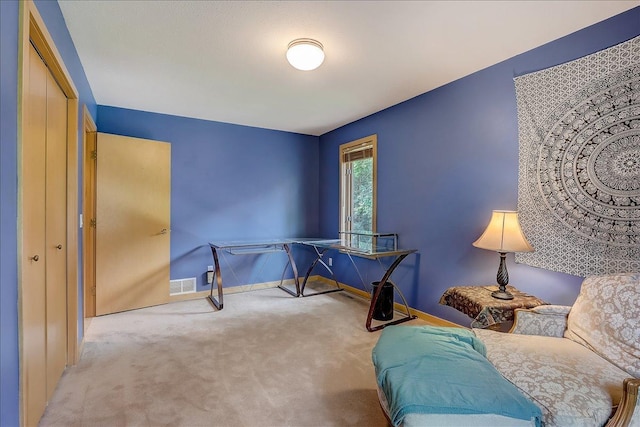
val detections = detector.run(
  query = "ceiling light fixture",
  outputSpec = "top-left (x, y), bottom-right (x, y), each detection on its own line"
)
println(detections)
top-left (286, 38), bottom-right (325, 71)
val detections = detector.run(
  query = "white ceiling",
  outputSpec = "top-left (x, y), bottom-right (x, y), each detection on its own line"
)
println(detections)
top-left (58, 1), bottom-right (638, 136)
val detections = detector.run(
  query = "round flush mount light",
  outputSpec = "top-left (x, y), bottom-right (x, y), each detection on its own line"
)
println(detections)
top-left (286, 38), bottom-right (325, 71)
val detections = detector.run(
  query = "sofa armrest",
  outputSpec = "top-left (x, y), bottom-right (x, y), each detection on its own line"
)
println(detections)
top-left (509, 305), bottom-right (571, 337)
top-left (605, 378), bottom-right (639, 427)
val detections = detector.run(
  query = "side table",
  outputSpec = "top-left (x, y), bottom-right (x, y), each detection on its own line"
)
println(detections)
top-left (439, 285), bottom-right (547, 329)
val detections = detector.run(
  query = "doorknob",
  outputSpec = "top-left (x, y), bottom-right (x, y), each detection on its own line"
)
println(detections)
top-left (31, 255), bottom-right (40, 262)
top-left (56, 244), bottom-right (62, 250)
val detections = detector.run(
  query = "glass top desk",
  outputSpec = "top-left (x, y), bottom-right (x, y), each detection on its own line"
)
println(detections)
top-left (207, 239), bottom-right (302, 310)
top-left (208, 234), bottom-right (418, 332)
top-left (297, 232), bottom-right (418, 332)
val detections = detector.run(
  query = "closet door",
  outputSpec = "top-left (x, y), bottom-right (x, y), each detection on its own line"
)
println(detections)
top-left (22, 43), bottom-right (48, 427)
top-left (44, 70), bottom-right (68, 400)
top-left (22, 43), bottom-right (70, 425)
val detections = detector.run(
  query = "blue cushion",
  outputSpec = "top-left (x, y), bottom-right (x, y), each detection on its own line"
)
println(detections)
top-left (372, 326), bottom-right (542, 427)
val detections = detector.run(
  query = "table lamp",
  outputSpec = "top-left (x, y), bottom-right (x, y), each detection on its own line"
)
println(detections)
top-left (472, 210), bottom-right (534, 300)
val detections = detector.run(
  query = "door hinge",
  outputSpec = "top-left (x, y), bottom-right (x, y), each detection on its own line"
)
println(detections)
top-left (90, 218), bottom-right (97, 228)
top-left (91, 286), bottom-right (96, 296)
top-left (91, 150), bottom-right (97, 160)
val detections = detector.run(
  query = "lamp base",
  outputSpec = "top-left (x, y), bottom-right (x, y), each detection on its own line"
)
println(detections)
top-left (491, 289), bottom-right (514, 300)
top-left (492, 252), bottom-right (514, 299)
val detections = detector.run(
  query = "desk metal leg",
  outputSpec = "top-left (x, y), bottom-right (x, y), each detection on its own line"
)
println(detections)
top-left (207, 246), bottom-right (224, 310)
top-left (277, 243), bottom-right (301, 297)
top-left (301, 246), bottom-right (342, 297)
top-left (366, 253), bottom-right (417, 332)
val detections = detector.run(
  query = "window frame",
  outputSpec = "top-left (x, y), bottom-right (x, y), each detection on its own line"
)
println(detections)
top-left (339, 134), bottom-right (377, 236)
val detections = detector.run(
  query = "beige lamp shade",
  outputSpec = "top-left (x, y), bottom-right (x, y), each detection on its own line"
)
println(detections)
top-left (473, 210), bottom-right (534, 253)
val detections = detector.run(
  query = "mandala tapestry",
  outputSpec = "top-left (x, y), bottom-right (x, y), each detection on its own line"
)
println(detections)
top-left (515, 36), bottom-right (640, 276)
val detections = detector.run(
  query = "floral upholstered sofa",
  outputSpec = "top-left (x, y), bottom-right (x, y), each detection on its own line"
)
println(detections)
top-left (474, 273), bottom-right (639, 427)
top-left (373, 273), bottom-right (639, 427)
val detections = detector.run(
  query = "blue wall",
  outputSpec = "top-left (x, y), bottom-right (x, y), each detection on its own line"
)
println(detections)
top-left (318, 7), bottom-right (640, 325)
top-left (97, 107), bottom-right (320, 290)
top-left (2, 2), bottom-right (638, 424)
top-left (0, 2), bottom-right (21, 425)
top-left (0, 1), bottom-right (96, 425)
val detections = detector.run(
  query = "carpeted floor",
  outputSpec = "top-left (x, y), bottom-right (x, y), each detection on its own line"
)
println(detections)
top-left (40, 284), bottom-right (429, 426)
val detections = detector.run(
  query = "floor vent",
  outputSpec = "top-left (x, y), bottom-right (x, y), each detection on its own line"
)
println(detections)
top-left (170, 277), bottom-right (197, 295)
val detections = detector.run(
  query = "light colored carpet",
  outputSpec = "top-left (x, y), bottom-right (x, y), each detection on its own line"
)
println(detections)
top-left (40, 284), bottom-right (429, 426)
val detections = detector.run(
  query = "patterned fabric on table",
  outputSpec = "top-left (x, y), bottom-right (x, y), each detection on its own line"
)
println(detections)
top-left (565, 273), bottom-right (640, 378)
top-left (439, 285), bottom-right (547, 328)
top-left (511, 305), bottom-right (571, 337)
top-left (473, 328), bottom-right (630, 427)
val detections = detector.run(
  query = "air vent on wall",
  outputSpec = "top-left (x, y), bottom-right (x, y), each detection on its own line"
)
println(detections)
top-left (169, 277), bottom-right (196, 295)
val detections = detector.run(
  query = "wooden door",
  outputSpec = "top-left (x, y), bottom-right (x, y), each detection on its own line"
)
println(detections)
top-left (83, 115), bottom-right (97, 320)
top-left (22, 43), bottom-right (48, 427)
top-left (22, 41), bottom-right (70, 426)
top-left (95, 133), bottom-right (171, 315)
top-left (19, 4), bottom-right (80, 425)
top-left (44, 70), bottom-right (68, 400)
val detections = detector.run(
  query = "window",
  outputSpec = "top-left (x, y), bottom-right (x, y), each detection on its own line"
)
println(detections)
top-left (340, 135), bottom-right (377, 249)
